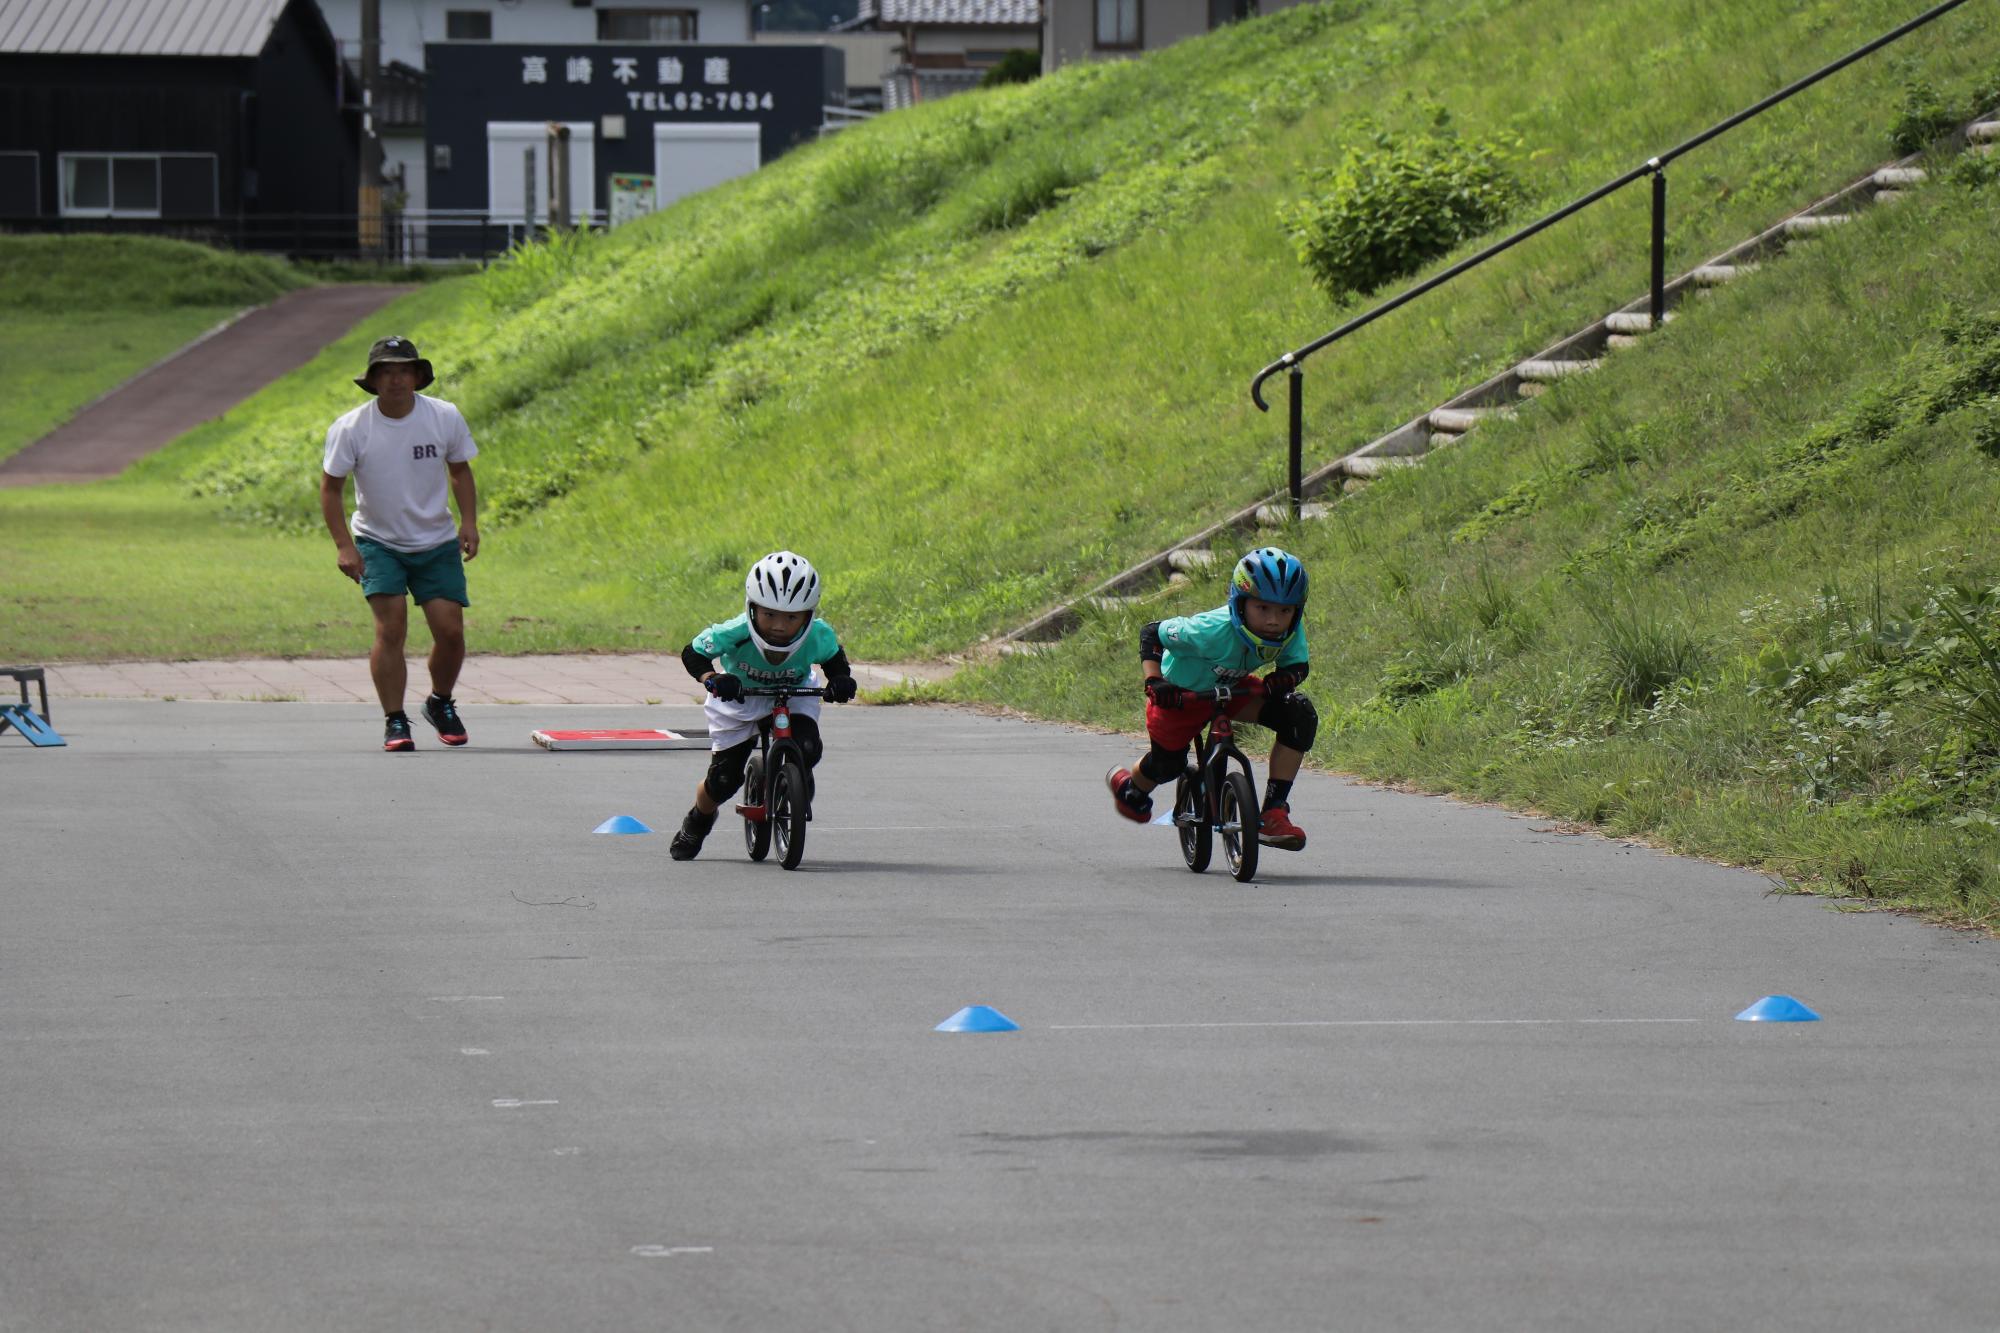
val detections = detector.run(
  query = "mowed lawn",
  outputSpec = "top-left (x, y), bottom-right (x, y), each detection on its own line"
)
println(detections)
top-left (0, 308), bottom-right (242, 463)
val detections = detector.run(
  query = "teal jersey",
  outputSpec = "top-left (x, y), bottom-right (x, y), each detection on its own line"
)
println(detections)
top-left (691, 612), bottom-right (843, 687)
top-left (1156, 604), bottom-right (1308, 690)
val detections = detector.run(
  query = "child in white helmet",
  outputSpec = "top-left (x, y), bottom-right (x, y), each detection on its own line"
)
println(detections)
top-left (670, 551), bottom-right (858, 860)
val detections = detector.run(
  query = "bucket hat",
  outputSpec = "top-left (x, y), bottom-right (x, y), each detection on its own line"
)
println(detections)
top-left (354, 336), bottom-right (435, 393)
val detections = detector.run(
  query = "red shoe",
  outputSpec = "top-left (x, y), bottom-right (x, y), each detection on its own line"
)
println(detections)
top-left (1258, 806), bottom-right (1306, 851)
top-left (1105, 767), bottom-right (1153, 824)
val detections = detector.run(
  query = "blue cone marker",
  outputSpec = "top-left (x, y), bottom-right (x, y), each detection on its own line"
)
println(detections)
top-left (1735, 995), bottom-right (1820, 1022)
top-left (936, 1005), bottom-right (1020, 1033)
top-left (594, 815), bottom-right (653, 835)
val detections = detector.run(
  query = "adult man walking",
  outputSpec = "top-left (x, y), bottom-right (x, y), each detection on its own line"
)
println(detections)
top-left (319, 337), bottom-right (480, 752)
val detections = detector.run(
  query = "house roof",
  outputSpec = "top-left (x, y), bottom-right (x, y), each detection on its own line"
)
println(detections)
top-left (0, 0), bottom-right (294, 57)
top-left (857, 0), bottom-right (1041, 27)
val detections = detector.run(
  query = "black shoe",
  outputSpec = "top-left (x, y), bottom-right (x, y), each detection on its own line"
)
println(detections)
top-left (423, 693), bottom-right (468, 746)
top-left (669, 808), bottom-right (717, 861)
top-left (383, 713), bottom-right (415, 752)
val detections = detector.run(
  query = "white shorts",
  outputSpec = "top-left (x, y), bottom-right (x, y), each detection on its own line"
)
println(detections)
top-left (704, 691), bottom-right (823, 751)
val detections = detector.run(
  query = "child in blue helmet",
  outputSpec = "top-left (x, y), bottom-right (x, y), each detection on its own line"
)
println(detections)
top-left (1105, 546), bottom-right (1318, 850)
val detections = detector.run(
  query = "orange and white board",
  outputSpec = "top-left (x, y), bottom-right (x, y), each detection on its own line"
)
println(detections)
top-left (530, 727), bottom-right (709, 751)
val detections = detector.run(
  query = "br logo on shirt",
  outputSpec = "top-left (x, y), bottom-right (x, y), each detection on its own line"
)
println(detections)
top-left (413, 444), bottom-right (439, 460)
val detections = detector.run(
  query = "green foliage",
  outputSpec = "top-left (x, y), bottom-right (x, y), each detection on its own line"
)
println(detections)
top-left (0, 234), bottom-right (305, 311)
top-left (1278, 111), bottom-right (1522, 302)
top-left (1889, 77), bottom-right (1965, 154)
top-left (981, 49), bottom-right (1042, 88)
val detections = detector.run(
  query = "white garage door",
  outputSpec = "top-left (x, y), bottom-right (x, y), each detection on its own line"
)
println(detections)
top-left (653, 123), bottom-right (760, 209)
top-left (487, 121), bottom-right (596, 225)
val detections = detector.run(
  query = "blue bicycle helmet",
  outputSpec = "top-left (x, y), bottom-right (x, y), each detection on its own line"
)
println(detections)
top-left (1228, 547), bottom-right (1308, 651)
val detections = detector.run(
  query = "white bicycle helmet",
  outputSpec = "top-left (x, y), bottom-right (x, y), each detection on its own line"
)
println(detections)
top-left (744, 551), bottom-right (822, 661)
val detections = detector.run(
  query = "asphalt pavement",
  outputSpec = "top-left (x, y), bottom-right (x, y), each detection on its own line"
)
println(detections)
top-left (3, 700), bottom-right (1996, 1331)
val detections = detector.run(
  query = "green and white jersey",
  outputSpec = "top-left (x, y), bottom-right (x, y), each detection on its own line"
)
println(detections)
top-left (1156, 605), bottom-right (1308, 690)
top-left (691, 612), bottom-right (843, 688)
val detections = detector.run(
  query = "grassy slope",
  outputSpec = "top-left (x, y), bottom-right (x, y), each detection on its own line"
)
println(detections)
top-left (0, 309), bottom-right (240, 462)
top-left (951, 169), bottom-right (2000, 924)
top-left (6, 0), bottom-right (1997, 663)
top-left (0, 235), bottom-right (307, 463)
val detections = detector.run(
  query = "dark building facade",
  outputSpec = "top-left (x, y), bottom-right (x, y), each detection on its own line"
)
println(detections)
top-left (0, 0), bottom-right (357, 252)
top-left (422, 40), bottom-right (839, 256)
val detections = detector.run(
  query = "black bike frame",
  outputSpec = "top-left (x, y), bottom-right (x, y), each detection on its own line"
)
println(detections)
top-left (1188, 687), bottom-right (1256, 821)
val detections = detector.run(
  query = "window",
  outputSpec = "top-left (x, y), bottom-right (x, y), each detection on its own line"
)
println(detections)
top-left (597, 8), bottom-right (698, 41)
top-left (1207, 0), bottom-right (1255, 28)
top-left (445, 10), bottom-right (493, 40)
top-left (60, 154), bottom-right (160, 217)
top-left (1095, 0), bottom-right (1140, 49)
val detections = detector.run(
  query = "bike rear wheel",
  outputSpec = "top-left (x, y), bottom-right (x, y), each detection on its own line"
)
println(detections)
top-left (743, 753), bottom-right (772, 861)
top-left (772, 760), bottom-right (809, 871)
top-left (1174, 773), bottom-right (1211, 873)
top-left (1219, 770), bottom-right (1260, 883)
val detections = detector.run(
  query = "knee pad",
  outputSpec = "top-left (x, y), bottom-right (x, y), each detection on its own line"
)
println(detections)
top-left (792, 716), bottom-right (824, 769)
top-left (1274, 692), bottom-right (1318, 752)
top-left (1138, 744), bottom-right (1187, 785)
top-left (702, 737), bottom-right (755, 804)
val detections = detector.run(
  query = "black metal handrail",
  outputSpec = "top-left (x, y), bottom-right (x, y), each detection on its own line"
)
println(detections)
top-left (1249, 0), bottom-right (1979, 517)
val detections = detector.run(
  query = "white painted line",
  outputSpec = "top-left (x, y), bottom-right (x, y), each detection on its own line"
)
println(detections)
top-left (630, 1246), bottom-right (713, 1257)
top-left (460, 1048), bottom-right (491, 1056)
top-left (430, 995), bottom-right (504, 1002)
top-left (552, 1147), bottom-right (581, 1156)
top-left (491, 1098), bottom-right (560, 1108)
top-left (1049, 1018), bottom-right (1702, 1031)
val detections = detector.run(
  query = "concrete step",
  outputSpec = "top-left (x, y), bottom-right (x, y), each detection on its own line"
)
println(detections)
top-left (1166, 547), bottom-right (1217, 572)
top-left (1254, 502), bottom-right (1332, 526)
top-left (1782, 213), bottom-right (1850, 237)
top-left (1873, 167), bottom-right (1927, 188)
top-left (1516, 357), bottom-right (1601, 382)
top-left (1606, 332), bottom-right (1644, 351)
top-left (1341, 455), bottom-right (1421, 480)
top-left (1429, 406), bottom-right (1511, 433)
top-left (1604, 310), bottom-right (1673, 334)
top-left (1874, 189), bottom-right (1907, 204)
top-left (996, 639), bottom-right (1053, 657)
top-left (1690, 263), bottom-right (1754, 285)
top-left (1969, 121), bottom-right (2000, 142)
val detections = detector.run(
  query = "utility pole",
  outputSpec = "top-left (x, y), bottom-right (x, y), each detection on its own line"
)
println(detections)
top-left (358, 0), bottom-right (384, 257)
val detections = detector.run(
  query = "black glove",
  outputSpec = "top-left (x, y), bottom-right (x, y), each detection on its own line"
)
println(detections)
top-left (824, 674), bottom-right (858, 704)
top-left (704, 672), bottom-right (743, 701)
top-left (1264, 669), bottom-right (1302, 697)
top-left (1146, 678), bottom-right (1187, 710)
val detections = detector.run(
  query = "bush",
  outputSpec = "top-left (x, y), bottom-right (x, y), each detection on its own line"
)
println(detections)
top-left (1889, 78), bottom-right (1965, 155)
top-left (1279, 117), bottom-right (1520, 303)
top-left (981, 49), bottom-right (1041, 88)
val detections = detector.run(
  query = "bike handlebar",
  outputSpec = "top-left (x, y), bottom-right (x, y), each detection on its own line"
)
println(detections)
top-left (738, 685), bottom-right (827, 698)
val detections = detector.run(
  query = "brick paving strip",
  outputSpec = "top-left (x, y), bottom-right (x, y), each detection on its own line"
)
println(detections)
top-left (41, 656), bottom-right (958, 707)
top-left (0, 284), bottom-right (418, 487)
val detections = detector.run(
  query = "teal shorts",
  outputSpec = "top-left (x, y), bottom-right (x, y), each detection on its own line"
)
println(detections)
top-left (357, 536), bottom-right (470, 606)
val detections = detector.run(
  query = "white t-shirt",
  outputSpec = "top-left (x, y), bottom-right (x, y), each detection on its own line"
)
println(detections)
top-left (322, 396), bottom-right (478, 553)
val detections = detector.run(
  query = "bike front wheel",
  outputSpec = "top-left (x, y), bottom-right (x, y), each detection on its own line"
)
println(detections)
top-left (1219, 770), bottom-right (1260, 883)
top-left (743, 752), bottom-right (772, 861)
top-left (772, 759), bottom-right (809, 871)
top-left (1174, 774), bottom-right (1211, 873)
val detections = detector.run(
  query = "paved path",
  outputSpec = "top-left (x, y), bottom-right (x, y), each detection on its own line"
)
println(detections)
top-left (3, 699), bottom-right (1998, 1331)
top-left (41, 654), bottom-right (956, 707)
top-left (0, 284), bottom-right (417, 487)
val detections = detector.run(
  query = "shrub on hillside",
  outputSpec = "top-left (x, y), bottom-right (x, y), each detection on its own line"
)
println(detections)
top-left (981, 48), bottom-right (1041, 88)
top-left (1889, 78), bottom-right (1965, 154)
top-left (1279, 115), bottom-right (1521, 303)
